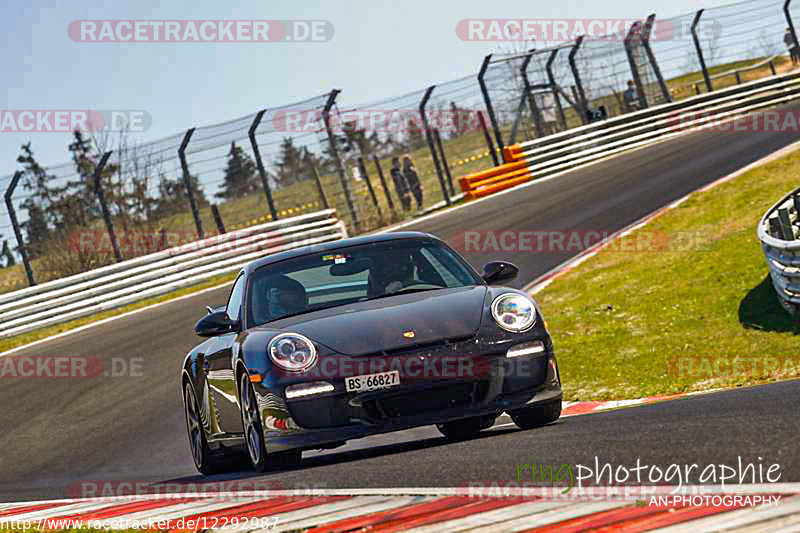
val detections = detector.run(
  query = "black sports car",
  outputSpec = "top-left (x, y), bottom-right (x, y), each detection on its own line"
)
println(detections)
top-left (181, 232), bottom-right (562, 474)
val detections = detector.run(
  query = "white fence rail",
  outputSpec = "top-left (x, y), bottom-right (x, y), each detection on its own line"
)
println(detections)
top-left (758, 187), bottom-right (800, 316)
top-left (514, 72), bottom-right (800, 178)
top-left (0, 210), bottom-right (347, 338)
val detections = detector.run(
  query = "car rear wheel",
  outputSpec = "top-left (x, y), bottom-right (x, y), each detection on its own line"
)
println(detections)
top-left (436, 414), bottom-right (496, 440)
top-left (183, 381), bottom-right (234, 475)
top-left (238, 372), bottom-right (301, 472)
top-left (509, 399), bottom-right (562, 430)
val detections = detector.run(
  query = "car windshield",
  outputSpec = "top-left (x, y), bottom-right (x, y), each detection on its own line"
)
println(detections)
top-left (246, 238), bottom-right (481, 327)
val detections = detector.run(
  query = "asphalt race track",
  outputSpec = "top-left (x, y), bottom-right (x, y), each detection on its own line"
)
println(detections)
top-left (2, 106), bottom-right (800, 502)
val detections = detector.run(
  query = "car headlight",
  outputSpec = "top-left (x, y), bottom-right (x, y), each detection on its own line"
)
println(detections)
top-left (268, 333), bottom-right (318, 372)
top-left (491, 293), bottom-right (537, 332)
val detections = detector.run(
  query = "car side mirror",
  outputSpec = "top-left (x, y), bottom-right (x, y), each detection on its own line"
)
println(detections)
top-left (195, 310), bottom-right (240, 337)
top-left (481, 261), bottom-right (519, 285)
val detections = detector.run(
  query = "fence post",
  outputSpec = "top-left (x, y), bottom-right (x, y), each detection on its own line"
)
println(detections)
top-left (249, 110), bottom-right (279, 221)
top-left (642, 14), bottom-right (672, 103)
top-left (477, 112), bottom-right (499, 165)
top-left (785, 0), bottom-right (800, 58)
top-left (92, 151), bottom-right (122, 262)
top-left (322, 89), bottom-right (360, 231)
top-left (624, 21), bottom-right (649, 109)
top-left (178, 128), bottom-right (204, 239)
top-left (770, 60), bottom-right (777, 75)
top-left (546, 49), bottom-right (568, 129)
top-left (521, 51), bottom-right (546, 138)
top-left (210, 204), bottom-right (226, 234)
top-left (568, 37), bottom-right (590, 124)
top-left (357, 156), bottom-right (384, 225)
top-left (311, 164), bottom-right (330, 210)
top-left (433, 128), bottom-right (455, 196)
top-left (419, 85), bottom-right (451, 206)
top-left (372, 156), bottom-right (396, 217)
top-left (478, 54), bottom-right (505, 158)
top-left (691, 10), bottom-right (713, 92)
top-left (4, 171), bottom-right (35, 286)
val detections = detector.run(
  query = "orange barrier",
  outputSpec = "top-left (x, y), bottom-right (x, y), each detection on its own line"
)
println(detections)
top-left (459, 143), bottom-right (532, 199)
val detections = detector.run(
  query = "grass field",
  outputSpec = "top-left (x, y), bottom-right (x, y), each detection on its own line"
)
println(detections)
top-left (536, 147), bottom-right (800, 402)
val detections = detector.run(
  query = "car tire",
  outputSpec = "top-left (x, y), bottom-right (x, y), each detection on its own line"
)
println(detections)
top-left (436, 414), bottom-right (496, 440)
top-left (183, 381), bottom-right (234, 475)
top-left (509, 399), bottom-right (562, 430)
top-left (238, 372), bottom-right (302, 472)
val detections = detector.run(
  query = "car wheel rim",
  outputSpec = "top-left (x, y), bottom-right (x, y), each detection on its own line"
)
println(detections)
top-left (240, 374), bottom-right (262, 465)
top-left (184, 383), bottom-right (204, 468)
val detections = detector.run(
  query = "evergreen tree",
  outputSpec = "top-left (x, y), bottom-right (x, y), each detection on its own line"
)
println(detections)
top-left (216, 142), bottom-right (259, 199)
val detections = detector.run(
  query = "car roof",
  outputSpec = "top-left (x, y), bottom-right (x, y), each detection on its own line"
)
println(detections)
top-left (243, 231), bottom-right (442, 275)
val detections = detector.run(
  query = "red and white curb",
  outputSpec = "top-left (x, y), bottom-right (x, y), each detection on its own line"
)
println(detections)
top-left (1, 485), bottom-right (799, 532)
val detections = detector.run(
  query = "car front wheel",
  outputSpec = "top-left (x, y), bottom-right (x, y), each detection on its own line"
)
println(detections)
top-left (437, 414), bottom-right (496, 440)
top-left (509, 399), bottom-right (562, 430)
top-left (239, 372), bottom-right (301, 472)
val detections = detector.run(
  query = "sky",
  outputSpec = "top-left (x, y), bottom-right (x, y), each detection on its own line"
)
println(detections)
top-left (0, 0), bottom-right (749, 173)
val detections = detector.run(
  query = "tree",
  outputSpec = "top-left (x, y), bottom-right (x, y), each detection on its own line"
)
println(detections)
top-left (216, 142), bottom-right (259, 199)
top-left (274, 137), bottom-right (316, 187)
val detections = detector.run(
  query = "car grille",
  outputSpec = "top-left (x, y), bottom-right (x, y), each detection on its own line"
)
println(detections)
top-left (365, 380), bottom-right (488, 419)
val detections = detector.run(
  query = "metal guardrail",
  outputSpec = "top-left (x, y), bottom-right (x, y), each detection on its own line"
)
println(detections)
top-left (758, 186), bottom-right (800, 316)
top-left (508, 72), bottom-right (800, 180)
top-left (0, 210), bottom-right (347, 338)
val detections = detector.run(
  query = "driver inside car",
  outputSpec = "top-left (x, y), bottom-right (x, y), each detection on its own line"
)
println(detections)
top-left (258, 275), bottom-right (308, 321)
top-left (367, 253), bottom-right (417, 296)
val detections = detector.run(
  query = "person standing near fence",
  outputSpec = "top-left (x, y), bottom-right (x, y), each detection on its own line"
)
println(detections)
top-left (402, 155), bottom-right (423, 209)
top-left (785, 28), bottom-right (799, 66)
top-left (390, 157), bottom-right (412, 211)
top-left (622, 80), bottom-right (640, 112)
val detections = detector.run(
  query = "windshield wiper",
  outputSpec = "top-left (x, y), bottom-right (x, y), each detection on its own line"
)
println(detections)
top-left (362, 286), bottom-right (444, 302)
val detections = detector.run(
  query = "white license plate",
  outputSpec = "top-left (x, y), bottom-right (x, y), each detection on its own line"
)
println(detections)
top-left (345, 370), bottom-right (401, 392)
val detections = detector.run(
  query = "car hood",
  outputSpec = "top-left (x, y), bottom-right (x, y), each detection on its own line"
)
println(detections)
top-left (261, 286), bottom-right (487, 356)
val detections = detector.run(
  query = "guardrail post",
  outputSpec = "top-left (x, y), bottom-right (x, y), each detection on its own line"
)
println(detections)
top-left (372, 156), bottom-right (396, 218)
top-left (521, 51), bottom-right (546, 138)
top-left (568, 37), bottom-right (590, 124)
top-left (691, 10), bottom-right (713, 92)
top-left (478, 54), bottom-right (505, 158)
top-left (311, 164), bottom-right (329, 210)
top-left (433, 128), bottom-right (455, 196)
top-left (419, 85), bottom-right (451, 206)
top-left (4, 171), bottom-right (35, 286)
top-left (785, 0), bottom-right (800, 59)
top-left (770, 60), bottom-right (777, 76)
top-left (778, 208), bottom-right (795, 240)
top-left (178, 128), bottom-right (204, 239)
top-left (249, 110), bottom-right (279, 221)
top-left (546, 49), bottom-right (568, 129)
top-left (357, 156), bottom-right (384, 225)
top-left (322, 89), bottom-right (360, 232)
top-left (642, 14), bottom-right (672, 103)
top-left (624, 21), bottom-right (649, 109)
top-left (92, 151), bottom-right (122, 262)
top-left (477, 112), bottom-right (499, 165)
top-left (210, 204), bottom-right (226, 234)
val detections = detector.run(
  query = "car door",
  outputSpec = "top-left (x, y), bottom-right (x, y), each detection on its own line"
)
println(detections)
top-left (204, 273), bottom-right (246, 436)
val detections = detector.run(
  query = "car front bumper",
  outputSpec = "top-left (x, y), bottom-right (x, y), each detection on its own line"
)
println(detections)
top-left (253, 334), bottom-right (562, 453)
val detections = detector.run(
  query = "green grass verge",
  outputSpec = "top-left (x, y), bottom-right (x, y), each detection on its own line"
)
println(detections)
top-left (537, 148), bottom-right (800, 402)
